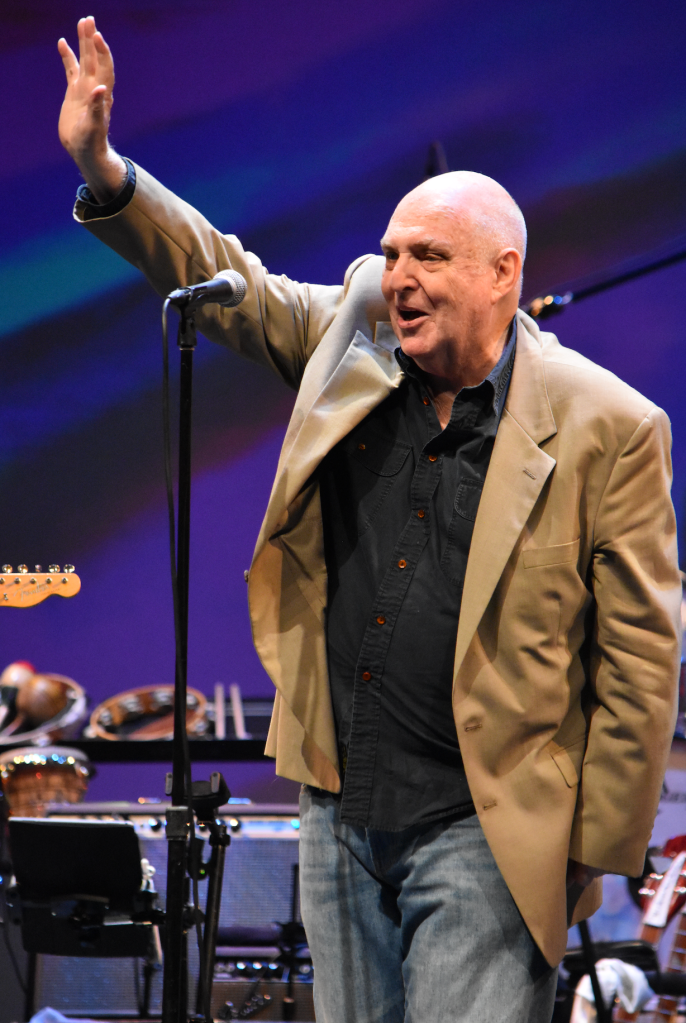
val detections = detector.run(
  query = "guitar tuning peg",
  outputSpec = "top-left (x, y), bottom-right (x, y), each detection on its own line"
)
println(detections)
top-left (64, 564), bottom-right (75, 574)
top-left (17, 565), bottom-right (28, 574)
top-left (48, 565), bottom-right (60, 573)
top-left (34, 565), bottom-right (42, 573)
top-left (1, 565), bottom-right (12, 574)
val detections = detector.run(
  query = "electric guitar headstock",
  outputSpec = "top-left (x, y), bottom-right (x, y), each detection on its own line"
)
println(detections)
top-left (0, 565), bottom-right (81, 608)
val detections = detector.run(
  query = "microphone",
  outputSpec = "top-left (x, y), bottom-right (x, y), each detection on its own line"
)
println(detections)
top-left (167, 269), bottom-right (247, 311)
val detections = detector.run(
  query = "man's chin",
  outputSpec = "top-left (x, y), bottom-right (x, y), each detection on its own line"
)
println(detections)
top-left (398, 331), bottom-right (437, 359)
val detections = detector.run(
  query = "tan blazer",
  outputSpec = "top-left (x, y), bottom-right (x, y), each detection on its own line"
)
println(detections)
top-left (78, 164), bottom-right (681, 965)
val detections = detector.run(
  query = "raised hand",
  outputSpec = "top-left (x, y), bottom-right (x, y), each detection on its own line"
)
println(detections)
top-left (58, 17), bottom-right (126, 202)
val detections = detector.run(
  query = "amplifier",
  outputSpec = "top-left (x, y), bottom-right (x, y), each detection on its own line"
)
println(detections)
top-left (31, 803), bottom-right (309, 1019)
top-left (211, 952), bottom-right (314, 1022)
top-left (211, 981), bottom-right (315, 1022)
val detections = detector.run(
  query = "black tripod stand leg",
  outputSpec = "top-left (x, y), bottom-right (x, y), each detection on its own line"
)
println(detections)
top-left (281, 865), bottom-right (300, 1023)
top-left (163, 806), bottom-right (190, 1023)
top-left (578, 919), bottom-right (612, 1023)
top-left (141, 964), bottom-right (151, 1018)
top-left (24, 950), bottom-right (36, 1022)
top-left (196, 825), bottom-right (228, 1022)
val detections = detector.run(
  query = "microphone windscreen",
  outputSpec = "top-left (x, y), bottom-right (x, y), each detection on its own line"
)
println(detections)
top-left (214, 269), bottom-right (247, 307)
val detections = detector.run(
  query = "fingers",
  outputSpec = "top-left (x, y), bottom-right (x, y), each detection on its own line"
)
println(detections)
top-left (78, 16), bottom-right (97, 78)
top-left (57, 38), bottom-right (79, 80)
top-left (94, 30), bottom-right (115, 83)
top-left (93, 30), bottom-right (111, 57)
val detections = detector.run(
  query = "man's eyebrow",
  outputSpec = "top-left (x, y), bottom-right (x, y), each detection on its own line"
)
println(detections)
top-left (380, 236), bottom-right (450, 253)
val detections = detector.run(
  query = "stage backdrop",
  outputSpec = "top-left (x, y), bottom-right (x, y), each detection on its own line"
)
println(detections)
top-left (1, 0), bottom-right (685, 802)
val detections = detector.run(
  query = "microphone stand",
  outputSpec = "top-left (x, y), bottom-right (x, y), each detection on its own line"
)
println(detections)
top-left (158, 272), bottom-right (245, 1023)
top-left (162, 304), bottom-right (196, 1023)
top-left (160, 303), bottom-right (232, 1023)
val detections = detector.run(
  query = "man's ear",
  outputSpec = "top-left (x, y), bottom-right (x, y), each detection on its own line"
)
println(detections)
top-left (493, 248), bottom-right (522, 300)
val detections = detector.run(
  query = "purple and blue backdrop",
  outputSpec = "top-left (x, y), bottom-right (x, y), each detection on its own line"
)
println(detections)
top-left (1, 0), bottom-right (685, 801)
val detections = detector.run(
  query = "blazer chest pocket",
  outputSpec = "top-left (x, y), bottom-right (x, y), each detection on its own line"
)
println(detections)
top-left (522, 538), bottom-right (580, 570)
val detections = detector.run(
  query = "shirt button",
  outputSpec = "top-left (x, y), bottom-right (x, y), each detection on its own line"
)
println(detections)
top-left (362, 671), bottom-right (372, 681)
top-left (357, 442), bottom-right (366, 450)
top-left (417, 509), bottom-right (425, 519)
top-left (428, 454), bottom-right (437, 462)
top-left (376, 615), bottom-right (386, 625)
top-left (397, 559), bottom-right (407, 569)
top-left (422, 396), bottom-right (430, 406)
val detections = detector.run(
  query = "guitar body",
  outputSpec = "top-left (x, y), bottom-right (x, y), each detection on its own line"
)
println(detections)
top-left (615, 845), bottom-right (686, 1021)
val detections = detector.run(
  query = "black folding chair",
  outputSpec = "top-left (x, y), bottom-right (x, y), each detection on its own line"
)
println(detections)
top-left (6, 817), bottom-right (162, 1017)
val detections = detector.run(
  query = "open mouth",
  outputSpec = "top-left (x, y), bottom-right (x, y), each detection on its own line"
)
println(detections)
top-left (397, 308), bottom-right (427, 324)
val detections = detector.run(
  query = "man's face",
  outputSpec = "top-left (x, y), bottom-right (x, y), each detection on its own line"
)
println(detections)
top-left (380, 202), bottom-right (495, 370)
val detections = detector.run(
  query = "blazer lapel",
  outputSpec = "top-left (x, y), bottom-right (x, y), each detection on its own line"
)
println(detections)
top-left (453, 314), bottom-right (557, 681)
top-left (261, 328), bottom-right (404, 542)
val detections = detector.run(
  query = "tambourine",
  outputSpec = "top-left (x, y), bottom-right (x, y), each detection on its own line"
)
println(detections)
top-left (0, 672), bottom-right (87, 747)
top-left (87, 685), bottom-right (208, 740)
top-left (0, 745), bottom-right (93, 816)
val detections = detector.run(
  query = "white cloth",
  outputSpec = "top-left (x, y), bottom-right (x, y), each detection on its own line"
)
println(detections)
top-left (570, 957), bottom-right (654, 1022)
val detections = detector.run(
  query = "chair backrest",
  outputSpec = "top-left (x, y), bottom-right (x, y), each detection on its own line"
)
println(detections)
top-left (9, 817), bottom-right (143, 899)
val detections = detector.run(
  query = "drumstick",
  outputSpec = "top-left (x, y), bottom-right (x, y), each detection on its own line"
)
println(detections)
top-left (230, 684), bottom-right (249, 739)
top-left (214, 683), bottom-right (226, 739)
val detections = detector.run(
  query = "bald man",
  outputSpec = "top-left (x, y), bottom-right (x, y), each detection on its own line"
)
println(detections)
top-left (58, 18), bottom-right (681, 1023)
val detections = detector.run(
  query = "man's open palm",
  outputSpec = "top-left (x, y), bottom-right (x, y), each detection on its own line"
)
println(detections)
top-left (58, 16), bottom-right (114, 159)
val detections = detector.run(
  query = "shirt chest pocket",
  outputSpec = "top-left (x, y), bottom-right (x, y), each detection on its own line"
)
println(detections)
top-left (440, 477), bottom-right (484, 586)
top-left (346, 437), bottom-right (412, 536)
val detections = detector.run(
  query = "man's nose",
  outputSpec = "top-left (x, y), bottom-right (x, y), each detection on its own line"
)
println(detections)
top-left (387, 254), bottom-right (418, 292)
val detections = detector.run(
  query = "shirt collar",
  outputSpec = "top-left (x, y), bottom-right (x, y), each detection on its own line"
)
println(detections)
top-left (394, 316), bottom-right (517, 417)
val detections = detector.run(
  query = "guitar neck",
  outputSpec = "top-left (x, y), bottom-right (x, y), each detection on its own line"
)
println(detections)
top-left (651, 908), bottom-right (686, 1022)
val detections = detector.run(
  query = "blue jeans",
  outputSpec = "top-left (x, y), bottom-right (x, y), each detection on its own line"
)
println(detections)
top-left (299, 787), bottom-right (557, 1023)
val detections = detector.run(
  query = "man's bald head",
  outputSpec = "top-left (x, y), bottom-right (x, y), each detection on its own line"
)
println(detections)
top-left (380, 171), bottom-right (526, 389)
top-left (393, 170), bottom-right (527, 274)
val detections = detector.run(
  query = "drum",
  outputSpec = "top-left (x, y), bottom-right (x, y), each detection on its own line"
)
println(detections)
top-left (0, 745), bottom-right (92, 817)
top-left (87, 685), bottom-right (208, 740)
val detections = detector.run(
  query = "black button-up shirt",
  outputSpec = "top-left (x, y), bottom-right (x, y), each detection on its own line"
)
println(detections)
top-left (319, 322), bottom-right (516, 829)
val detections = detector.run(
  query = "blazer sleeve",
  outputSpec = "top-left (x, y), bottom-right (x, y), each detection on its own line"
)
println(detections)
top-left (569, 406), bottom-right (681, 876)
top-left (74, 163), bottom-right (345, 390)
